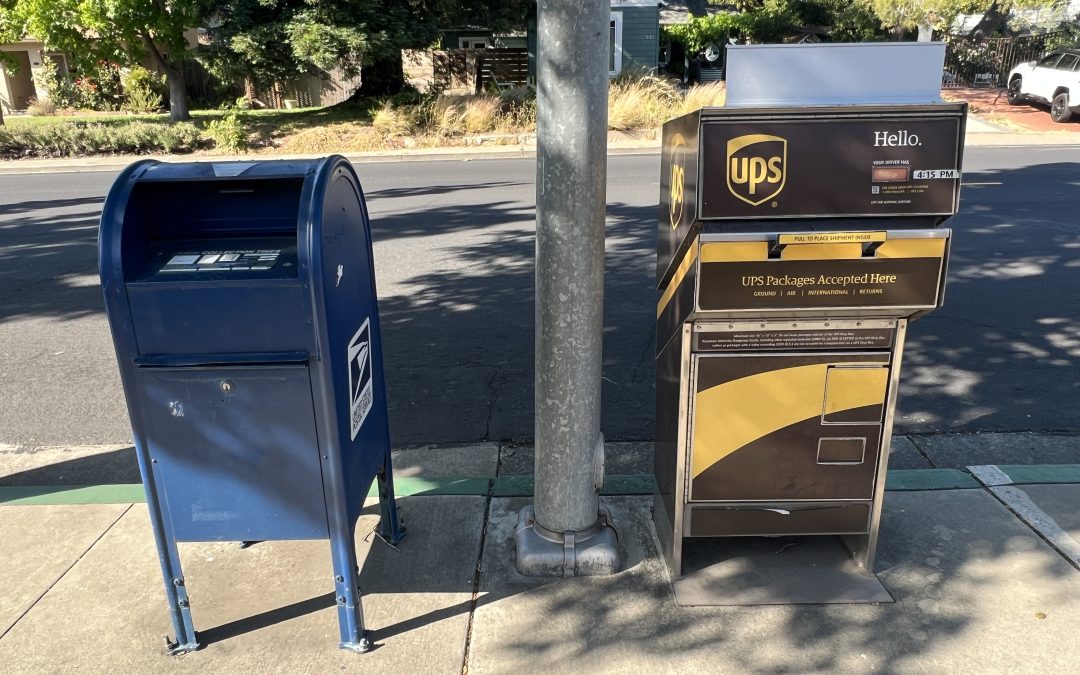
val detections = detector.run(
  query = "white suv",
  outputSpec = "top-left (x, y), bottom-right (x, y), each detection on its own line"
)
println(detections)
top-left (1007, 48), bottom-right (1080, 123)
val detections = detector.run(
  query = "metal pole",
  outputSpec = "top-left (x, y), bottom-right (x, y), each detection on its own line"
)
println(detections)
top-left (514, 0), bottom-right (620, 577)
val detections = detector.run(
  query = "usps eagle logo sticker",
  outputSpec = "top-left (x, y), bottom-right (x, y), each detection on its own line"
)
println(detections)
top-left (348, 319), bottom-right (374, 440)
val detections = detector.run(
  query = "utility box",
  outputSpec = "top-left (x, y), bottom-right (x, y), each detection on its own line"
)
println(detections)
top-left (654, 103), bottom-right (965, 605)
top-left (99, 157), bottom-right (403, 653)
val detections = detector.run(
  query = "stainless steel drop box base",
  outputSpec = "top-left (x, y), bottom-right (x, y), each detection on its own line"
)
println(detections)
top-left (672, 535), bottom-right (893, 606)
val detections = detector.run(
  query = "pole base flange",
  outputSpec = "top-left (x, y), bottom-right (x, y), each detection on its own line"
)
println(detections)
top-left (338, 635), bottom-right (372, 654)
top-left (514, 505), bottom-right (622, 577)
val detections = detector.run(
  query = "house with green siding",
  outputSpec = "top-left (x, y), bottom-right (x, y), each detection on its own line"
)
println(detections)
top-left (610, 0), bottom-right (661, 76)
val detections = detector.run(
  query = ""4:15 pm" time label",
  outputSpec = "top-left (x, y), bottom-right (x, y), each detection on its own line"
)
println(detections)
top-left (913, 169), bottom-right (960, 179)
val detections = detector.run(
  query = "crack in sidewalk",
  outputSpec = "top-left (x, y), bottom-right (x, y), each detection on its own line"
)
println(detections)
top-left (459, 447), bottom-right (501, 674)
top-left (0, 503), bottom-right (133, 641)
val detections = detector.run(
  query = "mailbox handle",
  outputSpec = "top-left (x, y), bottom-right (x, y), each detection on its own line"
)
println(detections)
top-left (133, 351), bottom-right (310, 368)
top-left (716, 504), bottom-right (850, 513)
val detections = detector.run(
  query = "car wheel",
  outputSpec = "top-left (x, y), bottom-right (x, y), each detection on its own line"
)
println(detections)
top-left (1007, 77), bottom-right (1023, 105)
top-left (1051, 92), bottom-right (1073, 123)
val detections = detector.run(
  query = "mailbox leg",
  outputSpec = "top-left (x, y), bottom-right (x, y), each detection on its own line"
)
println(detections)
top-left (142, 507), bottom-right (199, 654)
top-left (157, 541), bottom-right (200, 655)
top-left (376, 465), bottom-right (405, 545)
top-left (140, 467), bottom-right (199, 654)
top-left (330, 527), bottom-right (370, 653)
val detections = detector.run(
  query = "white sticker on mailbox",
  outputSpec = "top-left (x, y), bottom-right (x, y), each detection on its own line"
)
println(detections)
top-left (348, 318), bottom-right (374, 440)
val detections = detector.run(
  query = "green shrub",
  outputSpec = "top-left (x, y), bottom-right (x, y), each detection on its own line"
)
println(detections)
top-left (32, 59), bottom-right (125, 111)
top-left (73, 61), bottom-right (124, 111)
top-left (122, 66), bottom-right (166, 113)
top-left (0, 120), bottom-right (202, 159)
top-left (205, 108), bottom-right (249, 152)
top-left (32, 57), bottom-right (78, 109)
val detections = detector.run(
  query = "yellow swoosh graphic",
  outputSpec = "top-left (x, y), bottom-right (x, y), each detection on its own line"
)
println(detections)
top-left (691, 363), bottom-right (888, 478)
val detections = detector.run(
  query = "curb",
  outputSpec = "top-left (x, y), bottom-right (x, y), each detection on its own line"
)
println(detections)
top-left (2, 130), bottom-right (1079, 175)
top-left (0, 143), bottom-right (662, 175)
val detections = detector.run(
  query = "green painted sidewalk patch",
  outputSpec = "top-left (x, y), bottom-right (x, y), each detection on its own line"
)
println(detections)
top-left (0, 484), bottom-right (147, 506)
top-left (493, 475), bottom-right (532, 497)
top-left (885, 468), bottom-right (980, 491)
top-left (996, 464), bottom-right (1080, 486)
top-left (3, 467), bottom-right (1076, 506)
top-left (492, 475), bottom-right (656, 497)
top-left (390, 476), bottom-right (491, 497)
top-left (0, 477), bottom-right (489, 506)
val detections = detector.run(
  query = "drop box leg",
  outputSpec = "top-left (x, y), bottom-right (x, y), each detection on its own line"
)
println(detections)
top-left (376, 466), bottom-right (406, 545)
top-left (156, 536), bottom-right (199, 654)
top-left (330, 531), bottom-right (370, 653)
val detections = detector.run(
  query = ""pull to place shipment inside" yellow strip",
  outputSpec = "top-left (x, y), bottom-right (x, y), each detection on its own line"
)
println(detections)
top-left (778, 232), bottom-right (887, 245)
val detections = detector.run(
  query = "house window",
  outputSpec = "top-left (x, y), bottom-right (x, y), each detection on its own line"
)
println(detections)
top-left (459, 37), bottom-right (490, 49)
top-left (609, 12), bottom-right (623, 76)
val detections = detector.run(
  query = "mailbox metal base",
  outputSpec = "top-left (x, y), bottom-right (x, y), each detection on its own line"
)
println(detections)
top-left (514, 505), bottom-right (622, 577)
top-left (338, 635), bottom-right (372, 654)
top-left (164, 636), bottom-right (201, 656)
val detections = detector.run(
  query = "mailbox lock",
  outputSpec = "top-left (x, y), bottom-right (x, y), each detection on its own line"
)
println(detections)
top-left (220, 380), bottom-right (234, 393)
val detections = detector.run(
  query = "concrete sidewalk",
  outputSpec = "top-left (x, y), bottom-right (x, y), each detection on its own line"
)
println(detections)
top-left (1, 439), bottom-right (1079, 673)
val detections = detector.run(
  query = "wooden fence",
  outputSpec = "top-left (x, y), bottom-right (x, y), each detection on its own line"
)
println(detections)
top-left (181, 60), bottom-right (360, 109)
top-left (405, 48), bottom-right (530, 94)
top-left (477, 49), bottom-right (530, 90)
top-left (245, 69), bottom-right (361, 109)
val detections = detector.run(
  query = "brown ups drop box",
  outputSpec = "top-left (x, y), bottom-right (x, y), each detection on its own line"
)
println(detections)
top-left (654, 104), bottom-right (964, 605)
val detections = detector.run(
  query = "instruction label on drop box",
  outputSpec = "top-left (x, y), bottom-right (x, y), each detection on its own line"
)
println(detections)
top-left (163, 250), bottom-right (281, 272)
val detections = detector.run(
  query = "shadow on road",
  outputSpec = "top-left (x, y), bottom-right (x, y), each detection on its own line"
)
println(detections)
top-left (0, 162), bottom-right (1077, 451)
top-left (0, 195), bottom-right (103, 321)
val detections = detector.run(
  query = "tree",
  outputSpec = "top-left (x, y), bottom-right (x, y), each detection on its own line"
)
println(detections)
top-left (800, 0), bottom-right (892, 42)
top-left (204, 0), bottom-right (533, 99)
top-left (0, 0), bottom-right (18, 124)
top-left (863, 0), bottom-right (1060, 41)
top-left (0, 0), bottom-right (213, 121)
top-left (664, 0), bottom-right (890, 50)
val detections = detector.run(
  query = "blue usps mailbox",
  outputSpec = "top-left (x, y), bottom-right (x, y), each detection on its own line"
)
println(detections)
top-left (99, 156), bottom-right (403, 654)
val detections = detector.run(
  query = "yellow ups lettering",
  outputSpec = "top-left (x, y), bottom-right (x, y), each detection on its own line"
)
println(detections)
top-left (730, 156), bottom-right (782, 195)
top-left (726, 134), bottom-right (788, 207)
top-left (670, 163), bottom-right (684, 207)
top-left (767, 157), bottom-right (782, 183)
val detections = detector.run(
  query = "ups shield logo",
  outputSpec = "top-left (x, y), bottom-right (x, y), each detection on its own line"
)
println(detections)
top-left (668, 133), bottom-right (686, 230)
top-left (726, 134), bottom-right (787, 206)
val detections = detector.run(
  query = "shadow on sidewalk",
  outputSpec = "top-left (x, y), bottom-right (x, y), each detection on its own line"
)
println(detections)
top-left (0, 447), bottom-right (140, 487)
top-left (195, 592), bottom-right (337, 646)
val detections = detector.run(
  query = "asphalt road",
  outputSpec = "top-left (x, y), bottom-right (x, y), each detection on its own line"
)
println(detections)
top-left (0, 146), bottom-right (1077, 447)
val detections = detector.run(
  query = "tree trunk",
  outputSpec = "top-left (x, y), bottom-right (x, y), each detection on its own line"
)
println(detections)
top-left (164, 66), bottom-right (190, 122)
top-left (0, 103), bottom-right (5, 126)
top-left (140, 32), bottom-right (191, 122)
top-left (355, 53), bottom-right (405, 98)
top-left (918, 22), bottom-right (933, 42)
